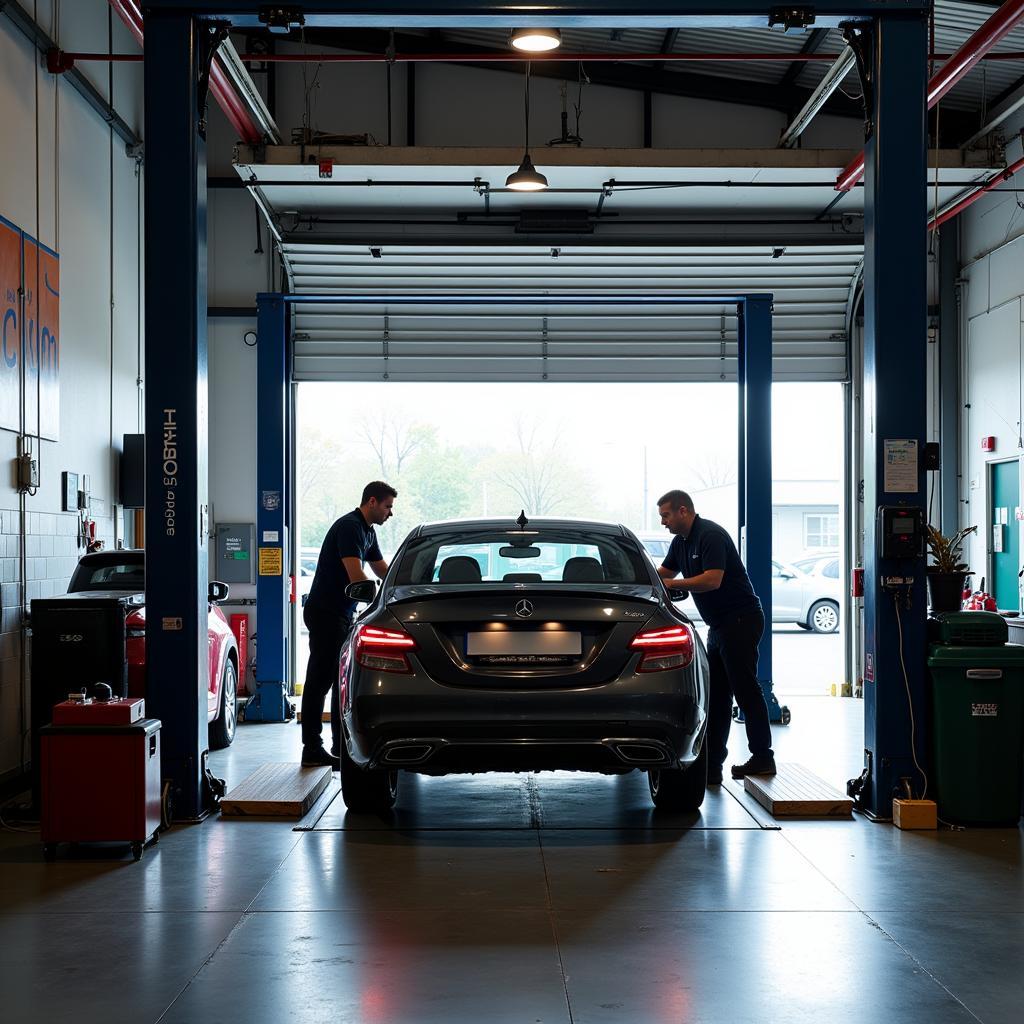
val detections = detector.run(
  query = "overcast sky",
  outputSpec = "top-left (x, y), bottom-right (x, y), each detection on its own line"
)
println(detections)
top-left (300, 380), bottom-right (844, 528)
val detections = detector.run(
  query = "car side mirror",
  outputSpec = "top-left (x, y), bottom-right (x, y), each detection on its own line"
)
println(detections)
top-left (780, 572), bottom-right (796, 580)
top-left (345, 580), bottom-right (378, 603)
top-left (668, 588), bottom-right (690, 602)
top-left (209, 580), bottom-right (230, 604)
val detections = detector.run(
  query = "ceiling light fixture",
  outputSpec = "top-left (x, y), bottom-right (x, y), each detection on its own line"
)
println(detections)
top-left (506, 62), bottom-right (549, 192)
top-left (510, 28), bottom-right (562, 53)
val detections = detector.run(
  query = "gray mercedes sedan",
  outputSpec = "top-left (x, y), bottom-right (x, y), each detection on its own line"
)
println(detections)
top-left (338, 516), bottom-right (710, 814)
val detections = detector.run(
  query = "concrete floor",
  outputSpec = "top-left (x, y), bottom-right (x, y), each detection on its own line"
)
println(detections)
top-left (1, 696), bottom-right (1021, 1024)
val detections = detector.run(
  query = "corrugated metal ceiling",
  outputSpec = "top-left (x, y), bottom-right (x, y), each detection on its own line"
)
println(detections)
top-left (435, 3), bottom-right (1024, 112)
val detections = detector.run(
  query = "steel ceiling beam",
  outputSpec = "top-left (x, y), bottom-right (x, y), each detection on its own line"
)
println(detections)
top-left (143, 1), bottom-right (929, 27)
top-left (779, 46), bottom-right (857, 147)
top-left (779, 27), bottom-right (831, 89)
top-left (961, 71), bottom-right (1024, 148)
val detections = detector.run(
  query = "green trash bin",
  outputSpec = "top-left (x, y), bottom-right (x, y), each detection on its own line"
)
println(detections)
top-left (927, 644), bottom-right (1024, 825)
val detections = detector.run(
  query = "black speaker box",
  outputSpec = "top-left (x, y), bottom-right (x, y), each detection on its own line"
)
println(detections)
top-left (30, 594), bottom-right (135, 804)
top-left (120, 433), bottom-right (145, 508)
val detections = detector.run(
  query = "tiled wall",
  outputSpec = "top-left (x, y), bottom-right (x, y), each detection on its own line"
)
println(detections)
top-left (0, 509), bottom-right (117, 782)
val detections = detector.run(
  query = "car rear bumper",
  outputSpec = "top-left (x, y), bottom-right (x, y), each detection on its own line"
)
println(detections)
top-left (344, 667), bottom-right (706, 774)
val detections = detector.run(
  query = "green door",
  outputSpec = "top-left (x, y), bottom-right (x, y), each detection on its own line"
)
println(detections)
top-left (990, 459), bottom-right (1021, 612)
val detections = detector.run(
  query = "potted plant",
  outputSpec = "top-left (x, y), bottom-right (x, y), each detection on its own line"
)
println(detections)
top-left (925, 524), bottom-right (977, 612)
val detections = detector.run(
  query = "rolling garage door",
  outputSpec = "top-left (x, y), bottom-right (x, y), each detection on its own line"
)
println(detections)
top-left (285, 243), bottom-right (861, 383)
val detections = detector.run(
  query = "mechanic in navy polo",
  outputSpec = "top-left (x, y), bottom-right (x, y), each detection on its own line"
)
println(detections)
top-left (300, 481), bottom-right (397, 768)
top-left (656, 489), bottom-right (775, 784)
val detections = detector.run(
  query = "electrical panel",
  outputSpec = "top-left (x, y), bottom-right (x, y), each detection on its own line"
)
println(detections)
top-left (215, 523), bottom-right (256, 584)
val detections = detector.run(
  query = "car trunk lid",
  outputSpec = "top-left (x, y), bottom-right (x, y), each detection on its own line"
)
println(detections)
top-left (387, 584), bottom-right (661, 687)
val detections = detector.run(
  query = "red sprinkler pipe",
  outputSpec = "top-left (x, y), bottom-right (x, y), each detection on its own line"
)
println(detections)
top-left (107, 0), bottom-right (263, 144)
top-left (929, 152), bottom-right (1024, 230)
top-left (837, 0), bottom-right (1024, 191)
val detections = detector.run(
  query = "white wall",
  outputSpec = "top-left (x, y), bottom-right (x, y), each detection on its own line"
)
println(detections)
top-left (957, 138), bottom-right (1024, 600)
top-left (0, 1), bottom-right (143, 778)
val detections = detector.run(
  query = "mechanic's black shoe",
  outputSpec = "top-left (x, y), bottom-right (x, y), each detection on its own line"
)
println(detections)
top-left (707, 766), bottom-right (724, 785)
top-left (301, 747), bottom-right (340, 770)
top-left (730, 755), bottom-right (777, 780)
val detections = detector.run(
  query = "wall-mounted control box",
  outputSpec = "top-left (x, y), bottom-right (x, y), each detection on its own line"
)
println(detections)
top-left (215, 523), bottom-right (256, 584)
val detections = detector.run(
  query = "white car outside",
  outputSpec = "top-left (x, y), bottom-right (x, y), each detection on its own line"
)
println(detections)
top-left (636, 537), bottom-right (841, 633)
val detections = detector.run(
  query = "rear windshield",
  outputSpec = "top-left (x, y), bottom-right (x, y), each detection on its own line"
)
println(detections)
top-left (69, 561), bottom-right (145, 592)
top-left (394, 529), bottom-right (651, 585)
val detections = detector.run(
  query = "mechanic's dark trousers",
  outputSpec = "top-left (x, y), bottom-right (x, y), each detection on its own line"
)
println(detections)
top-left (706, 607), bottom-right (772, 770)
top-left (301, 606), bottom-right (353, 756)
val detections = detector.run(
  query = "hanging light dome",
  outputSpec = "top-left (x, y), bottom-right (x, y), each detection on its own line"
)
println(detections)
top-left (505, 154), bottom-right (549, 192)
top-left (511, 28), bottom-right (562, 53)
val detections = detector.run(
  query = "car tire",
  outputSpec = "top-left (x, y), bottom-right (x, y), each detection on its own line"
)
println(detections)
top-left (208, 659), bottom-right (237, 750)
top-left (340, 739), bottom-right (398, 813)
top-left (648, 737), bottom-right (707, 813)
top-left (808, 600), bottom-right (840, 634)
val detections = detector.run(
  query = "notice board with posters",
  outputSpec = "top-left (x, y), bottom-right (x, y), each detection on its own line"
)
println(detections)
top-left (0, 212), bottom-right (60, 440)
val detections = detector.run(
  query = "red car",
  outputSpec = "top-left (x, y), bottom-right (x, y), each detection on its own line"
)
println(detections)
top-left (67, 550), bottom-right (239, 749)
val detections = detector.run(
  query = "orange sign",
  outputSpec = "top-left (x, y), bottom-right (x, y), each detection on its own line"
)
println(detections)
top-left (0, 214), bottom-right (60, 439)
top-left (0, 217), bottom-right (20, 434)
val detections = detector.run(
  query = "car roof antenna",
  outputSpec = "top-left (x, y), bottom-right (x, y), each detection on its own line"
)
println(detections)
top-left (516, 510), bottom-right (529, 529)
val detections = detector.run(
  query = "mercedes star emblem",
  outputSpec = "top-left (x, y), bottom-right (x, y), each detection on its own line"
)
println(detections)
top-left (515, 599), bottom-right (534, 618)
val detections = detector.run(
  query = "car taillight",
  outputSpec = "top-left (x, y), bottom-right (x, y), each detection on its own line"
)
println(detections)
top-left (630, 624), bottom-right (694, 673)
top-left (354, 624), bottom-right (416, 674)
top-left (126, 609), bottom-right (146, 639)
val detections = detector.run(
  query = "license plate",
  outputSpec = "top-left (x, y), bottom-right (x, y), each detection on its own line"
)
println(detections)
top-left (466, 630), bottom-right (582, 657)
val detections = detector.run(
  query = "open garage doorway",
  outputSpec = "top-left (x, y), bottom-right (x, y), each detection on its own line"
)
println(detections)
top-left (294, 379), bottom-right (850, 715)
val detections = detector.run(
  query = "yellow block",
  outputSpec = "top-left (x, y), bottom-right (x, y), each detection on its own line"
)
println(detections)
top-left (893, 798), bottom-right (937, 830)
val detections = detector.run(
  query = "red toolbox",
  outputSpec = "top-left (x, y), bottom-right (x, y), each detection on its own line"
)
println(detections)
top-left (40, 709), bottom-right (162, 862)
top-left (52, 696), bottom-right (145, 726)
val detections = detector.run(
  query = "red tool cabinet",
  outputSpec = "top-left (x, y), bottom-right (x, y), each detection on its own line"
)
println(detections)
top-left (40, 702), bottom-right (162, 862)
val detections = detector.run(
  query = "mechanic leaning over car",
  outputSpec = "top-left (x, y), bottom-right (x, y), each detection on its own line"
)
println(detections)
top-left (300, 481), bottom-right (397, 769)
top-left (656, 489), bottom-right (776, 785)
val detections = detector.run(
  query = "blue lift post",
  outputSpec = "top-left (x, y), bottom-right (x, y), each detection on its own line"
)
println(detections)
top-left (861, 14), bottom-right (930, 817)
top-left (246, 295), bottom-right (292, 722)
top-left (142, 10), bottom-right (210, 820)
top-left (738, 296), bottom-right (787, 724)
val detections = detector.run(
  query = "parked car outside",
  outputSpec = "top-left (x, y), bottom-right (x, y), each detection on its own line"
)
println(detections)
top-left (67, 550), bottom-right (240, 748)
top-left (636, 535), bottom-right (840, 633)
top-left (793, 551), bottom-right (840, 580)
top-left (337, 518), bottom-right (710, 813)
top-left (772, 558), bottom-right (841, 633)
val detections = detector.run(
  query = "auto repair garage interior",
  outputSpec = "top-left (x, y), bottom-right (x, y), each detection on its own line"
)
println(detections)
top-left (2, 0), bottom-right (1024, 1020)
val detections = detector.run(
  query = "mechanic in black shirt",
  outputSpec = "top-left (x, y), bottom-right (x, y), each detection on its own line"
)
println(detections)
top-left (300, 481), bottom-right (396, 768)
top-left (656, 489), bottom-right (775, 784)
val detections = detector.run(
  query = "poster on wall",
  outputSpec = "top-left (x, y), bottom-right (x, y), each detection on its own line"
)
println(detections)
top-left (0, 212), bottom-right (60, 441)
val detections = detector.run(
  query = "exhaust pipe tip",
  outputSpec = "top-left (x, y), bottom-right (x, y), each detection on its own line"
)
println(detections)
top-left (613, 743), bottom-right (670, 765)
top-left (382, 743), bottom-right (435, 764)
